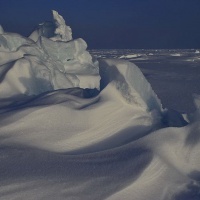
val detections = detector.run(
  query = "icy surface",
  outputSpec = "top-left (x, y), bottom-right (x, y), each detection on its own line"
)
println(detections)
top-left (0, 12), bottom-right (200, 200)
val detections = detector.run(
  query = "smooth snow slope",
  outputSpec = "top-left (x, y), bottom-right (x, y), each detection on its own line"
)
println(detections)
top-left (0, 11), bottom-right (200, 200)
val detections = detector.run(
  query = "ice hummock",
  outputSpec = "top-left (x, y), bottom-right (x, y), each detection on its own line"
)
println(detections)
top-left (29, 10), bottom-right (72, 42)
top-left (0, 10), bottom-right (200, 200)
top-left (51, 10), bottom-right (72, 42)
top-left (0, 11), bottom-right (100, 99)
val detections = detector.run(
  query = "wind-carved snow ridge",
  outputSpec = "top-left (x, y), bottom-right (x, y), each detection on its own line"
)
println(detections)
top-left (0, 10), bottom-right (200, 200)
top-left (29, 10), bottom-right (72, 42)
top-left (99, 59), bottom-right (162, 112)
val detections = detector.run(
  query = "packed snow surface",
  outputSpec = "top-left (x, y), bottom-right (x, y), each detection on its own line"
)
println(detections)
top-left (0, 11), bottom-right (200, 200)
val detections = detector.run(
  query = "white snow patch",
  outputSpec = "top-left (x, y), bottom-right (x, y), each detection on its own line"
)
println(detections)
top-left (171, 53), bottom-right (181, 57)
top-left (119, 54), bottom-right (141, 59)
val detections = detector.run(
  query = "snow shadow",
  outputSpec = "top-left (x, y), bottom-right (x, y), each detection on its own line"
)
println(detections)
top-left (0, 145), bottom-right (153, 200)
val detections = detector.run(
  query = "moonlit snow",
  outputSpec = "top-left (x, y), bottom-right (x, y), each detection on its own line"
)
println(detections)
top-left (0, 11), bottom-right (200, 200)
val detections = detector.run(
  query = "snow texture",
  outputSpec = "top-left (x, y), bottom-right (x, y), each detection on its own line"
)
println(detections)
top-left (0, 11), bottom-right (200, 200)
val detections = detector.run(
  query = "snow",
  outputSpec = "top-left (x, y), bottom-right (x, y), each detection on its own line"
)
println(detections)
top-left (99, 59), bottom-right (162, 112)
top-left (51, 10), bottom-right (72, 42)
top-left (119, 54), bottom-right (141, 59)
top-left (0, 25), bottom-right (4, 34)
top-left (29, 10), bottom-right (72, 42)
top-left (0, 11), bottom-right (200, 200)
top-left (194, 94), bottom-right (200, 111)
top-left (171, 53), bottom-right (181, 56)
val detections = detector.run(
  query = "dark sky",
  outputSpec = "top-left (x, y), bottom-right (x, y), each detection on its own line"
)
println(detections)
top-left (0, 0), bottom-right (200, 49)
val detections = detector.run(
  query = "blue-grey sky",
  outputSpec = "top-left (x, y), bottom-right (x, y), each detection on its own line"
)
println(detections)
top-left (0, 0), bottom-right (200, 49)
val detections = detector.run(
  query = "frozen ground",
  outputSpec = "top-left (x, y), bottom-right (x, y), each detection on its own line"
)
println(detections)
top-left (90, 49), bottom-right (200, 113)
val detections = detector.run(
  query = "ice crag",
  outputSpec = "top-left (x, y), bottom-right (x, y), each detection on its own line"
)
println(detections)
top-left (0, 10), bottom-right (100, 99)
top-left (29, 10), bottom-right (72, 42)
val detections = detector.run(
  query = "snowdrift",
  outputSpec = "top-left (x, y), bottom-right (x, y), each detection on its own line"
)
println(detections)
top-left (0, 11), bottom-right (200, 200)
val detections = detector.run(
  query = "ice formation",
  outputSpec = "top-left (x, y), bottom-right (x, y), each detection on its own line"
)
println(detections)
top-left (29, 10), bottom-right (72, 42)
top-left (0, 11), bottom-right (100, 99)
top-left (51, 10), bottom-right (72, 42)
top-left (0, 10), bottom-right (200, 200)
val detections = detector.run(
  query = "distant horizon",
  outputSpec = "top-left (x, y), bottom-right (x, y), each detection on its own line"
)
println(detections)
top-left (1, 0), bottom-right (200, 49)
